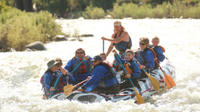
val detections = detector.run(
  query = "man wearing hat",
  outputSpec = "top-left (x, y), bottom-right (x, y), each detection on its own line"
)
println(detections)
top-left (101, 21), bottom-right (132, 57)
top-left (80, 55), bottom-right (119, 94)
top-left (41, 59), bottom-right (72, 99)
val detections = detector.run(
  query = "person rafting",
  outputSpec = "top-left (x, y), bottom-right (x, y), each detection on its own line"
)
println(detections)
top-left (135, 37), bottom-right (157, 72)
top-left (41, 59), bottom-right (72, 99)
top-left (150, 36), bottom-right (166, 62)
top-left (80, 55), bottom-right (119, 94)
top-left (64, 48), bottom-right (92, 84)
top-left (100, 53), bottom-right (107, 61)
top-left (101, 21), bottom-right (132, 58)
top-left (113, 49), bottom-right (142, 90)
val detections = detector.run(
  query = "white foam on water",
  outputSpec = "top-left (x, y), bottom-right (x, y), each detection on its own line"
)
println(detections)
top-left (0, 19), bottom-right (200, 112)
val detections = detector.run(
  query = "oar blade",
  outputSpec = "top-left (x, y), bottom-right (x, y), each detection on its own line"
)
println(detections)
top-left (145, 72), bottom-right (160, 91)
top-left (134, 88), bottom-right (144, 104)
top-left (148, 75), bottom-right (160, 91)
top-left (164, 74), bottom-right (176, 89)
top-left (64, 85), bottom-right (74, 96)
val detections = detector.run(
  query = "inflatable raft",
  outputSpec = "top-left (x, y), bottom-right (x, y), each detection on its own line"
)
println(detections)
top-left (51, 58), bottom-right (175, 103)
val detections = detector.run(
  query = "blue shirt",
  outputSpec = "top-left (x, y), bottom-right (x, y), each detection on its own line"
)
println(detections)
top-left (64, 57), bottom-right (92, 83)
top-left (82, 63), bottom-right (118, 92)
top-left (142, 48), bottom-right (156, 69)
top-left (118, 57), bottom-right (142, 79)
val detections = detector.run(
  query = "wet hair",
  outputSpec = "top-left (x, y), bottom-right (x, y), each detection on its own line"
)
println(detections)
top-left (100, 53), bottom-right (106, 56)
top-left (114, 21), bottom-right (125, 32)
top-left (126, 49), bottom-right (134, 56)
top-left (140, 37), bottom-right (149, 46)
top-left (75, 48), bottom-right (86, 55)
top-left (55, 58), bottom-right (63, 66)
top-left (152, 36), bottom-right (160, 41)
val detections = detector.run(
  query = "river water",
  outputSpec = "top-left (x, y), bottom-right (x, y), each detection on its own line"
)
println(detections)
top-left (0, 19), bottom-right (200, 112)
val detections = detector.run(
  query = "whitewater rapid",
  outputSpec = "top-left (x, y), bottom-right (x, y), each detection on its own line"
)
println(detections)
top-left (0, 19), bottom-right (200, 112)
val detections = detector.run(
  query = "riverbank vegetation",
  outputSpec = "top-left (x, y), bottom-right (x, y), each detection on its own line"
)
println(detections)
top-left (0, 2), bottom-right (61, 51)
top-left (0, 0), bottom-right (200, 51)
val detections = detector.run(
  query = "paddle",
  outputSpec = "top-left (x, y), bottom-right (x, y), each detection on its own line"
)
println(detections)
top-left (131, 56), bottom-right (160, 91)
top-left (115, 54), bottom-right (144, 104)
top-left (64, 78), bottom-right (89, 96)
top-left (140, 67), bottom-right (160, 91)
top-left (124, 57), bottom-right (160, 91)
top-left (49, 71), bottom-right (62, 98)
top-left (159, 65), bottom-right (176, 89)
top-left (103, 40), bottom-right (105, 53)
top-left (70, 58), bottom-right (85, 74)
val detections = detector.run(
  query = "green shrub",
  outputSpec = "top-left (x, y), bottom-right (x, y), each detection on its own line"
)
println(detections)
top-left (0, 8), bottom-right (61, 51)
top-left (111, 3), bottom-right (153, 19)
top-left (152, 3), bottom-right (172, 18)
top-left (183, 3), bottom-right (200, 18)
top-left (82, 6), bottom-right (105, 19)
top-left (0, 1), bottom-right (12, 13)
top-left (111, 3), bottom-right (138, 18)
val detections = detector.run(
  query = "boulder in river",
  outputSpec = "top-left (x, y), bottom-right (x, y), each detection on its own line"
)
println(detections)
top-left (25, 41), bottom-right (46, 51)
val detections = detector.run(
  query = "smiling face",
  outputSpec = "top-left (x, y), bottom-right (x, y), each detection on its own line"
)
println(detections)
top-left (125, 52), bottom-right (134, 61)
top-left (139, 37), bottom-right (149, 50)
top-left (100, 53), bottom-right (106, 61)
top-left (114, 21), bottom-right (122, 33)
top-left (140, 42), bottom-right (147, 50)
top-left (50, 64), bottom-right (59, 72)
top-left (75, 49), bottom-right (85, 59)
top-left (114, 25), bottom-right (121, 33)
top-left (152, 38), bottom-right (159, 46)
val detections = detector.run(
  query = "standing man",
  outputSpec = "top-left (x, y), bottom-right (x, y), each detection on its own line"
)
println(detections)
top-left (101, 21), bottom-right (132, 57)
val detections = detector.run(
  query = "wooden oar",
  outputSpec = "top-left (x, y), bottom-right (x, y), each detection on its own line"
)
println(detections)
top-left (103, 40), bottom-right (105, 53)
top-left (141, 67), bottom-right (160, 91)
top-left (159, 66), bottom-right (176, 89)
top-left (64, 78), bottom-right (89, 96)
top-left (115, 54), bottom-right (144, 104)
top-left (131, 56), bottom-right (160, 91)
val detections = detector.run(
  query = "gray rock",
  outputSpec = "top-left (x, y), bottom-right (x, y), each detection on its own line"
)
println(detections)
top-left (25, 41), bottom-right (46, 51)
top-left (80, 34), bottom-right (94, 37)
top-left (0, 42), bottom-right (9, 52)
top-left (55, 35), bottom-right (68, 41)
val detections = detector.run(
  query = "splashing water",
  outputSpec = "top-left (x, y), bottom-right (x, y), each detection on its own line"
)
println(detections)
top-left (0, 19), bottom-right (200, 112)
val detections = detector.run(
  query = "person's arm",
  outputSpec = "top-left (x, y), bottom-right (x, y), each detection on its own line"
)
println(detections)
top-left (101, 37), bottom-right (114, 42)
top-left (59, 67), bottom-right (68, 75)
top-left (156, 47), bottom-right (165, 62)
top-left (43, 74), bottom-right (52, 92)
top-left (82, 66), bottom-right (107, 92)
top-left (64, 59), bottom-right (73, 72)
top-left (105, 42), bottom-right (114, 57)
top-left (113, 32), bottom-right (129, 43)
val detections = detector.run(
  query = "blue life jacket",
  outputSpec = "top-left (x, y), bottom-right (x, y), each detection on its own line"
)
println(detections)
top-left (113, 33), bottom-right (132, 53)
top-left (136, 48), bottom-right (156, 70)
top-left (153, 46), bottom-right (165, 62)
top-left (127, 59), bottom-right (142, 79)
top-left (82, 62), bottom-right (118, 92)
top-left (41, 70), bottom-right (68, 97)
top-left (117, 55), bottom-right (142, 79)
top-left (64, 57), bottom-right (92, 83)
top-left (134, 51), bottom-right (144, 66)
